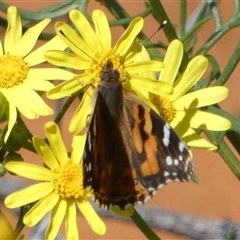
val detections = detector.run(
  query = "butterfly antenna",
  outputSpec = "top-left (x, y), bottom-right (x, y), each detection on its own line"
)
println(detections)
top-left (119, 20), bottom-right (167, 66)
top-left (57, 29), bottom-right (104, 68)
top-left (58, 20), bottom-right (167, 70)
top-left (141, 21), bottom-right (167, 48)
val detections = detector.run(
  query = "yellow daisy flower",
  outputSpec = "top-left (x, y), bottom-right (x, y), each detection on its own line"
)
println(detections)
top-left (1, 6), bottom-right (73, 141)
top-left (4, 122), bottom-right (106, 239)
top-left (147, 39), bottom-right (231, 150)
top-left (45, 9), bottom-right (172, 134)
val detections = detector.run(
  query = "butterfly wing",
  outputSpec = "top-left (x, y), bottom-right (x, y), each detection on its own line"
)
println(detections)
top-left (83, 83), bottom-right (193, 209)
top-left (83, 84), bottom-right (151, 209)
top-left (123, 91), bottom-right (193, 191)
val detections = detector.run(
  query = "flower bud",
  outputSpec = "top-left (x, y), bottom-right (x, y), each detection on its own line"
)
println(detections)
top-left (2, 123), bottom-right (29, 152)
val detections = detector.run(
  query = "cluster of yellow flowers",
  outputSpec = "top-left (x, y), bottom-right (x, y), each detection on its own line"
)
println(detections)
top-left (1, 6), bottom-right (231, 239)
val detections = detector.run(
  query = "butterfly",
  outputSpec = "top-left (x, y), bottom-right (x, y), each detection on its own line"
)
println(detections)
top-left (83, 59), bottom-right (194, 210)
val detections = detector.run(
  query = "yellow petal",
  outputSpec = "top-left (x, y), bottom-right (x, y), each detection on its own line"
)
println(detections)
top-left (45, 50), bottom-right (90, 70)
top-left (183, 133), bottom-right (217, 150)
top-left (5, 6), bottom-right (22, 54)
top-left (47, 75), bottom-right (87, 99)
top-left (69, 87), bottom-right (95, 134)
top-left (4, 101), bottom-right (17, 142)
top-left (66, 199), bottom-right (79, 240)
top-left (123, 85), bottom-right (159, 113)
top-left (188, 110), bottom-right (232, 130)
top-left (125, 60), bottom-right (164, 73)
top-left (171, 120), bottom-right (217, 150)
top-left (92, 10), bottom-right (111, 51)
top-left (133, 45), bottom-right (156, 79)
top-left (28, 68), bottom-right (74, 80)
top-left (123, 40), bottom-right (143, 65)
top-left (159, 39), bottom-right (183, 85)
top-left (5, 182), bottom-right (54, 208)
top-left (45, 199), bottom-right (67, 239)
top-left (171, 117), bottom-right (193, 137)
top-left (115, 17), bottom-right (143, 56)
top-left (24, 192), bottom-right (59, 226)
top-left (70, 9), bottom-right (102, 52)
top-left (54, 22), bottom-right (93, 60)
top-left (173, 86), bottom-right (229, 110)
top-left (25, 35), bottom-right (67, 67)
top-left (45, 122), bottom-right (68, 165)
top-left (129, 76), bottom-right (173, 96)
top-left (15, 19), bottom-right (51, 57)
top-left (24, 77), bottom-right (54, 91)
top-left (5, 161), bottom-right (52, 181)
top-left (2, 85), bottom-right (53, 119)
top-left (173, 109), bottom-right (231, 131)
top-left (77, 199), bottom-right (106, 235)
top-left (33, 136), bottom-right (59, 170)
top-left (171, 55), bottom-right (208, 102)
top-left (71, 134), bottom-right (87, 164)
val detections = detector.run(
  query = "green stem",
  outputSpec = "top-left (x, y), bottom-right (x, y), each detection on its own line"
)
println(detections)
top-left (206, 131), bottom-right (240, 179)
top-left (131, 208), bottom-right (160, 239)
top-left (180, 0), bottom-right (187, 38)
top-left (148, 0), bottom-right (178, 42)
top-left (14, 204), bottom-right (33, 239)
top-left (214, 42), bottom-right (240, 86)
top-left (148, 0), bottom-right (189, 71)
top-left (102, 0), bottom-right (160, 60)
top-left (54, 90), bottom-right (82, 125)
top-left (196, 19), bottom-right (240, 55)
top-left (0, 1), bottom-right (80, 21)
top-left (207, 0), bottom-right (222, 31)
top-left (95, 1), bottom-right (152, 27)
top-left (100, 0), bottom-right (130, 24)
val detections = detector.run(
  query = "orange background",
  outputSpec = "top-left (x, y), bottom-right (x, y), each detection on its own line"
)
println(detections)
top-left (1, 1), bottom-right (240, 239)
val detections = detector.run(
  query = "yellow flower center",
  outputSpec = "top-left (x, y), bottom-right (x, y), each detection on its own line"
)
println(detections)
top-left (86, 49), bottom-right (125, 84)
top-left (150, 94), bottom-right (176, 123)
top-left (0, 53), bottom-right (29, 88)
top-left (52, 159), bottom-right (92, 199)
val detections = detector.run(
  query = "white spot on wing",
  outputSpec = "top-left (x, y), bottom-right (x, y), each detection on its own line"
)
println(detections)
top-left (163, 123), bottom-right (170, 147)
top-left (164, 171), bottom-right (170, 177)
top-left (157, 184), bottom-right (164, 189)
top-left (148, 187), bottom-right (155, 192)
top-left (166, 156), bottom-right (173, 165)
top-left (179, 142), bottom-right (185, 152)
top-left (174, 159), bottom-right (179, 166)
top-left (165, 179), bottom-right (173, 184)
top-left (88, 133), bottom-right (92, 151)
top-left (88, 162), bottom-right (91, 172)
top-left (144, 195), bottom-right (151, 203)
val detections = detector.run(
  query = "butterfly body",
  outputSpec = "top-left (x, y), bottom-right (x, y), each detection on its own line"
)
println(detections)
top-left (83, 60), bottom-right (193, 209)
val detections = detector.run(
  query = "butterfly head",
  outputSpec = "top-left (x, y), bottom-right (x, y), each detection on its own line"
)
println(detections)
top-left (99, 60), bottom-right (120, 83)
